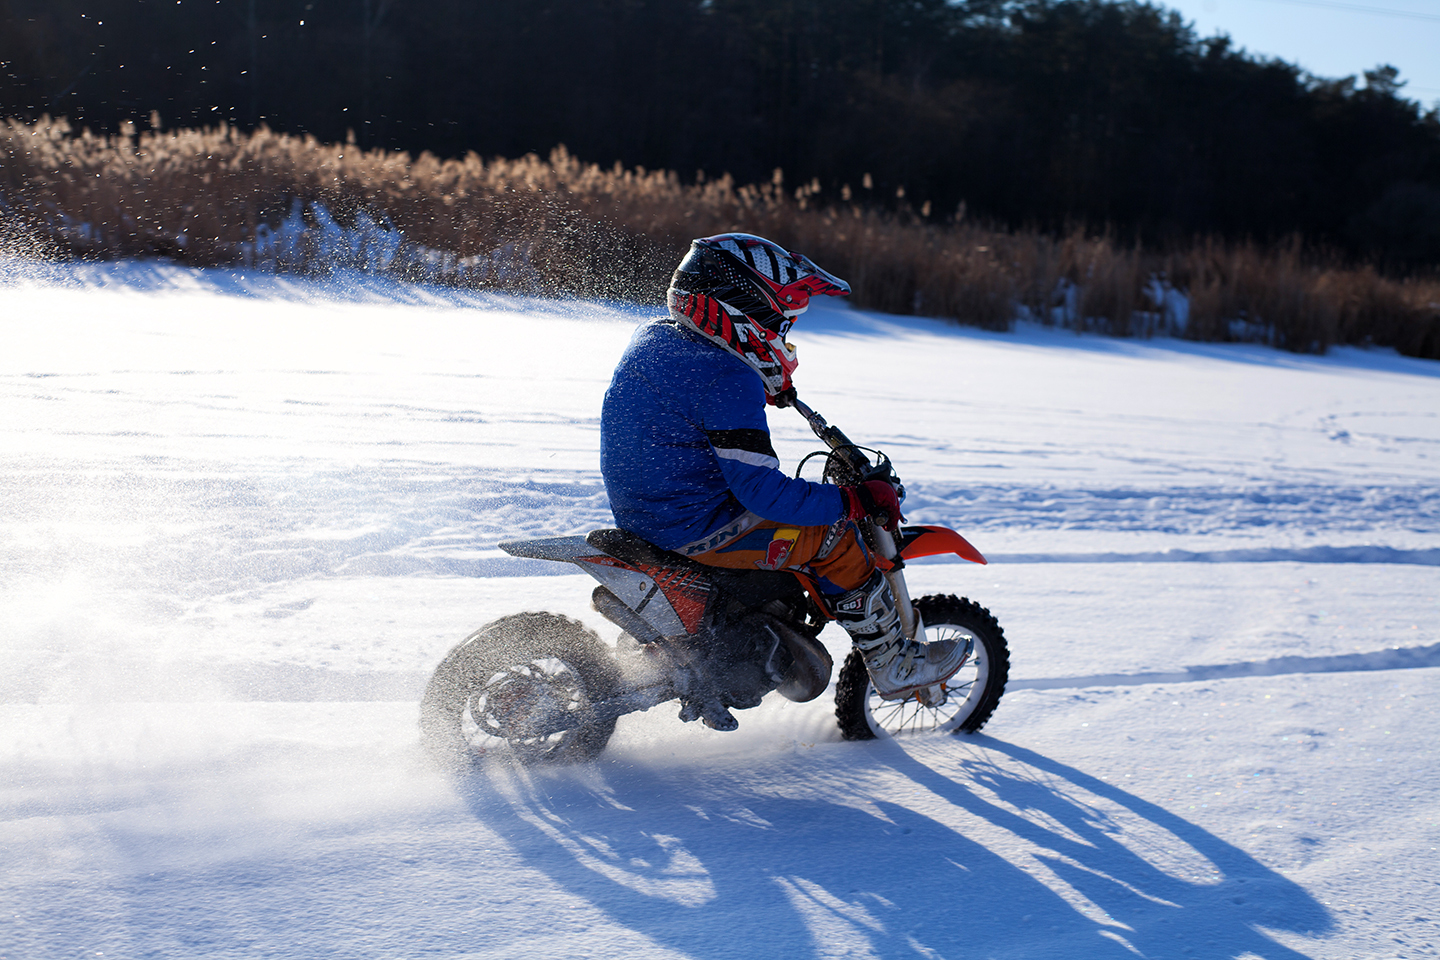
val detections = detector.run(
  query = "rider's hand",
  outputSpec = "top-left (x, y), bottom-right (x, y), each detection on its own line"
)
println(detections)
top-left (842, 480), bottom-right (904, 531)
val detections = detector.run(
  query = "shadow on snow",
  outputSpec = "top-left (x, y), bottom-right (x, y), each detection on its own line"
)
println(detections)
top-left (456, 738), bottom-right (1331, 959)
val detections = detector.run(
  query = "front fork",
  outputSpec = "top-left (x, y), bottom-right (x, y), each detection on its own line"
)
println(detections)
top-left (874, 525), bottom-right (948, 706)
top-left (788, 395), bottom-right (921, 641)
top-left (872, 525), bottom-right (923, 641)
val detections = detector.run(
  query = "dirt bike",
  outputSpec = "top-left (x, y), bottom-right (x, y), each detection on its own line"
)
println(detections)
top-left (419, 396), bottom-right (1009, 766)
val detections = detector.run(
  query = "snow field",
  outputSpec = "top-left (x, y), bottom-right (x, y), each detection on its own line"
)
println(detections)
top-left (2, 262), bottom-right (1439, 958)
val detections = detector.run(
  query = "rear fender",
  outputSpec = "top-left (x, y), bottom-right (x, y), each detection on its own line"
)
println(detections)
top-left (896, 525), bottom-right (987, 565)
top-left (500, 536), bottom-right (705, 636)
top-left (499, 536), bottom-right (596, 562)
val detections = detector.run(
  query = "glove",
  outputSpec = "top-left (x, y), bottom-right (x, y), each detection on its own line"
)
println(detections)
top-left (841, 480), bottom-right (904, 531)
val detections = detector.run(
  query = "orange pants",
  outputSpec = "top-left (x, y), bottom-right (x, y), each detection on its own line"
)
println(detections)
top-left (683, 515), bottom-right (879, 595)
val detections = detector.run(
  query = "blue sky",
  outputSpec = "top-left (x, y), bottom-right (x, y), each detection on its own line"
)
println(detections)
top-left (1157, 0), bottom-right (1440, 106)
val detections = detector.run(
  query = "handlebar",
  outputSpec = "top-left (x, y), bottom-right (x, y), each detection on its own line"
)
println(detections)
top-left (790, 396), bottom-right (900, 489)
top-left (789, 395), bottom-right (919, 637)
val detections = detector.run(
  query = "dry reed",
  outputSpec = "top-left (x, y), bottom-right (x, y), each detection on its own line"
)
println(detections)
top-left (2, 116), bottom-right (1436, 358)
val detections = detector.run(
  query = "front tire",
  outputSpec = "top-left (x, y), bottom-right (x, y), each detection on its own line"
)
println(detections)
top-left (420, 612), bottom-right (622, 767)
top-left (834, 595), bottom-right (1009, 740)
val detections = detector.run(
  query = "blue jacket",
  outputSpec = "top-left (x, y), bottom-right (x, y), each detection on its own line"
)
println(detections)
top-left (601, 320), bottom-right (844, 551)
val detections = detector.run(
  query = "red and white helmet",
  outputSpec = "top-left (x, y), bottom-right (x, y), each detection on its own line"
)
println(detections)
top-left (666, 233), bottom-right (851, 401)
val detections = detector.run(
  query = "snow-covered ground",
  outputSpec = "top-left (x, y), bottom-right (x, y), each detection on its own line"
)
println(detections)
top-left (2, 262), bottom-right (1437, 959)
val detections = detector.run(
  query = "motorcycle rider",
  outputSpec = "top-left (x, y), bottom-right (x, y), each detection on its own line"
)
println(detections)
top-left (600, 233), bottom-right (969, 730)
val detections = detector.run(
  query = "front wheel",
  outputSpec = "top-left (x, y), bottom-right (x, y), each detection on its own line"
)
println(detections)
top-left (834, 595), bottom-right (1009, 740)
top-left (419, 612), bottom-right (622, 767)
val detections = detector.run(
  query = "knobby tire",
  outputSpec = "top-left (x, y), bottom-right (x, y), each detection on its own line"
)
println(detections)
top-left (420, 612), bottom-right (622, 767)
top-left (834, 594), bottom-right (1009, 740)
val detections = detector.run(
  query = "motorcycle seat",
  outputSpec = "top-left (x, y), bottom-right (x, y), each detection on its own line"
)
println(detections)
top-left (586, 527), bottom-right (710, 573)
top-left (586, 528), bottom-right (801, 601)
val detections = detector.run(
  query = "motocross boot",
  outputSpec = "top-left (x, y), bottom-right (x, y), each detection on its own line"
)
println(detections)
top-left (830, 570), bottom-right (968, 700)
top-left (677, 696), bottom-right (739, 732)
top-left (668, 641), bottom-right (741, 732)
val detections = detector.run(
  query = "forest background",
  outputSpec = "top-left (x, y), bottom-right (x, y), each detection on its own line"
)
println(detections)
top-left (2, 0), bottom-right (1439, 356)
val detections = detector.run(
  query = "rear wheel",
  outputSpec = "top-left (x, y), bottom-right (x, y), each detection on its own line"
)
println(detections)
top-left (420, 612), bottom-right (621, 767)
top-left (835, 595), bottom-right (1008, 740)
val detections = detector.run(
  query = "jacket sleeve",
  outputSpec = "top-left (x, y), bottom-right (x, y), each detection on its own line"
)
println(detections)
top-left (698, 366), bottom-right (845, 527)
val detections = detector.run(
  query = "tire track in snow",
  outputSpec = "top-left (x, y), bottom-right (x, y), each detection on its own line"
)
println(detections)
top-left (1010, 642), bottom-right (1440, 692)
top-left (7, 643), bottom-right (1436, 704)
top-left (907, 482), bottom-right (1440, 538)
top-left (4, 467), bottom-right (1437, 595)
top-left (982, 545), bottom-right (1440, 566)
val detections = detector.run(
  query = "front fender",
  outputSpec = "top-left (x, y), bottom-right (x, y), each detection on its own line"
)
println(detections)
top-left (896, 525), bottom-right (987, 565)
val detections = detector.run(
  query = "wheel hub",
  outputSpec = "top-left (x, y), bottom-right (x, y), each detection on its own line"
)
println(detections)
top-left (915, 684), bottom-right (949, 708)
top-left (485, 676), bottom-right (565, 735)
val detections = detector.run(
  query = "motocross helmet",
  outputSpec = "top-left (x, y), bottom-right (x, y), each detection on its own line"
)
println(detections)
top-left (667, 233), bottom-right (851, 401)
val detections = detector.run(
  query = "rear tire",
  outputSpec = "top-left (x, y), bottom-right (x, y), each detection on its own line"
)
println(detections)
top-left (420, 612), bottom-right (621, 767)
top-left (834, 594), bottom-right (1008, 740)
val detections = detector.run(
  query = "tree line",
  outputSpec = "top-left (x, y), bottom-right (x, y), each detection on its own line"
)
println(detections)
top-left (3, 0), bottom-right (1439, 268)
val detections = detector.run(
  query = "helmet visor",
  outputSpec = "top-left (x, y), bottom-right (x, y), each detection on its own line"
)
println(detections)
top-left (788, 253), bottom-right (851, 298)
top-left (770, 251), bottom-right (851, 317)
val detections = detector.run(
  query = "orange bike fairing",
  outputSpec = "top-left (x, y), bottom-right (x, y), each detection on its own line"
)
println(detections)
top-left (897, 525), bottom-right (987, 565)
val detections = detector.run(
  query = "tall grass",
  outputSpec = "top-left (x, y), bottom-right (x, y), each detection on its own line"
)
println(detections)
top-left (3, 115), bottom-right (1437, 359)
